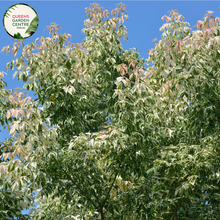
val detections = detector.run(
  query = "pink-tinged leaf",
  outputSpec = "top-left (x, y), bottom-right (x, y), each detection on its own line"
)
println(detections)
top-left (0, 71), bottom-right (6, 78)
top-left (122, 63), bottom-right (128, 73)
top-left (117, 65), bottom-right (122, 73)
top-left (0, 165), bottom-right (8, 173)
top-left (174, 42), bottom-right (179, 50)
top-left (10, 109), bottom-right (15, 117)
top-left (196, 20), bottom-right (204, 29)
top-left (93, 18), bottom-right (99, 26)
top-left (34, 37), bottom-right (40, 45)
top-left (214, 36), bottom-right (220, 45)
top-left (207, 28), bottom-right (213, 37)
top-left (1, 46), bottom-right (7, 52)
top-left (110, 129), bottom-right (119, 138)
top-left (102, 9), bottom-right (107, 17)
top-left (181, 54), bottom-right (185, 63)
top-left (165, 55), bottom-right (170, 68)
top-left (13, 121), bottom-right (19, 131)
top-left (166, 17), bottom-right (170, 22)
top-left (162, 15), bottom-right (171, 22)
top-left (180, 15), bottom-right (184, 20)
top-left (148, 49), bottom-right (154, 55)
top-left (129, 73), bottom-right (134, 80)
top-left (32, 53), bottom-right (40, 57)
top-left (110, 19), bottom-right (116, 29)
top-left (98, 12), bottom-right (102, 19)
top-left (139, 68), bottom-right (145, 76)
top-left (193, 41), bottom-right (199, 50)
top-left (19, 109), bottom-right (25, 118)
top-left (204, 30), bottom-right (207, 39)
top-left (203, 21), bottom-right (208, 30)
top-left (14, 109), bottom-right (19, 118)
top-left (200, 38), bottom-right (204, 46)
top-left (207, 11), bottom-right (214, 14)
top-left (67, 34), bottom-right (72, 39)
top-left (106, 10), bottom-right (110, 18)
top-left (14, 49), bottom-right (18, 57)
top-left (179, 42), bottom-right (183, 51)
top-left (209, 18), bottom-right (217, 28)
top-left (121, 15), bottom-right (124, 24)
top-left (6, 45), bottom-right (11, 54)
top-left (3, 153), bottom-right (10, 161)
top-left (18, 39), bottom-right (24, 44)
top-left (129, 61), bottom-right (135, 68)
top-left (168, 9), bottom-right (177, 16)
top-left (24, 96), bottom-right (32, 102)
top-left (121, 69), bottom-right (125, 76)
top-left (9, 125), bottom-right (15, 136)
top-left (204, 15), bottom-right (209, 22)
top-left (6, 111), bottom-right (11, 119)
top-left (12, 42), bottom-right (18, 48)
top-left (12, 46), bottom-right (16, 57)
top-left (183, 36), bottom-right (192, 45)
top-left (116, 76), bottom-right (129, 87)
top-left (26, 49), bottom-right (31, 56)
top-left (215, 17), bottom-right (220, 23)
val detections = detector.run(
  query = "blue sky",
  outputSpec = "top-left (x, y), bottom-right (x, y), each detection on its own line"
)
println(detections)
top-left (0, 0), bottom-right (219, 216)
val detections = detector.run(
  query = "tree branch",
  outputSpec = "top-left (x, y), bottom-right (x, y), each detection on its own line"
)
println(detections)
top-left (63, 169), bottom-right (98, 210)
top-left (103, 170), bottom-right (119, 206)
top-left (174, 202), bottom-right (178, 220)
top-left (86, 178), bottom-right (100, 202)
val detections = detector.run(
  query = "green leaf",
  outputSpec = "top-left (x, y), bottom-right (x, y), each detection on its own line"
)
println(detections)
top-left (22, 74), bottom-right (28, 82)
top-left (66, 60), bottom-right (71, 70)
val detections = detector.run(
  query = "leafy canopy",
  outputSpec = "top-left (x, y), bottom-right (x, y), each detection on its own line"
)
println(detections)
top-left (1, 3), bottom-right (220, 220)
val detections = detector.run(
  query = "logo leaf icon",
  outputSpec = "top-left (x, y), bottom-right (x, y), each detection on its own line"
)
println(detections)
top-left (25, 15), bottom-right (39, 35)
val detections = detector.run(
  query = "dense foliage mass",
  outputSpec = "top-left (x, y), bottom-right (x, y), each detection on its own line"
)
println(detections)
top-left (1, 3), bottom-right (220, 219)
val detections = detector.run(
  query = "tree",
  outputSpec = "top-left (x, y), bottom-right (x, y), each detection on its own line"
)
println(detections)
top-left (1, 3), bottom-right (220, 219)
top-left (0, 74), bottom-right (31, 219)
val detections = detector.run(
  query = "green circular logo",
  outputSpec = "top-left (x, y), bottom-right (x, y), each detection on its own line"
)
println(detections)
top-left (3, 3), bottom-right (39, 39)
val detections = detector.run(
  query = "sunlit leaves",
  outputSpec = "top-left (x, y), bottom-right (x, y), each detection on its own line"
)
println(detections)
top-left (1, 3), bottom-right (220, 220)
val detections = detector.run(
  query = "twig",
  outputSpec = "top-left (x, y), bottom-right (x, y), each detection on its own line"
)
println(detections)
top-left (63, 169), bottom-right (98, 210)
top-left (103, 170), bottom-right (119, 206)
top-left (86, 178), bottom-right (100, 201)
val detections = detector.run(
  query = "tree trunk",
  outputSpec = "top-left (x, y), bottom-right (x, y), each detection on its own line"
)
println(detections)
top-left (99, 204), bottom-right (105, 220)
top-left (174, 203), bottom-right (178, 220)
